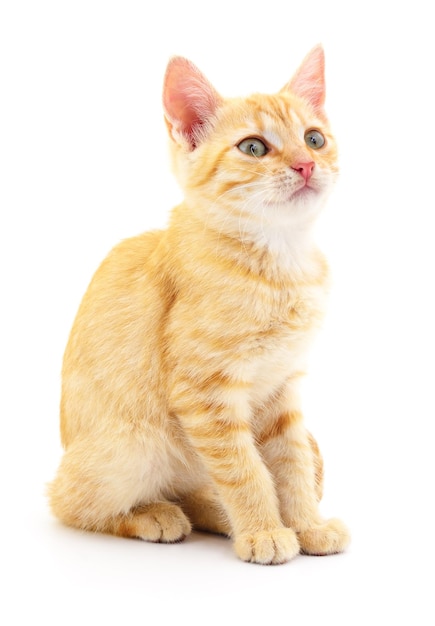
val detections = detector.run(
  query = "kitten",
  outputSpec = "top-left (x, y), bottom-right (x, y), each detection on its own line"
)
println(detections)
top-left (48, 45), bottom-right (350, 564)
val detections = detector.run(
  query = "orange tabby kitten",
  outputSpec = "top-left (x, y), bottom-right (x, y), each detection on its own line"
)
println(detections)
top-left (49, 45), bottom-right (350, 564)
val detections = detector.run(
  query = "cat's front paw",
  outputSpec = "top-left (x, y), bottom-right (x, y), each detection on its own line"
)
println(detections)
top-left (234, 528), bottom-right (300, 565)
top-left (298, 518), bottom-right (350, 556)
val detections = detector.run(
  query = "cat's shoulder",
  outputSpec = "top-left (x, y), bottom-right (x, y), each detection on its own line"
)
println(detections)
top-left (102, 229), bottom-right (167, 271)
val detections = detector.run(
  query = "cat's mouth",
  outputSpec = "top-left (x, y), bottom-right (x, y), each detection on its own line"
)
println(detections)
top-left (288, 184), bottom-right (317, 202)
top-left (266, 185), bottom-right (317, 207)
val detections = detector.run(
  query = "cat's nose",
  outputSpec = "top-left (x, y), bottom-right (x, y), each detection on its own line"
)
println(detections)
top-left (291, 161), bottom-right (315, 183)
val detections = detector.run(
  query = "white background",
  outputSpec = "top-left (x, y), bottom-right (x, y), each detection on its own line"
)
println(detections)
top-left (1, 1), bottom-right (434, 624)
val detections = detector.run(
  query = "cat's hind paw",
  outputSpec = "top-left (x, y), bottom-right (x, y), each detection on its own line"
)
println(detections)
top-left (234, 528), bottom-right (300, 565)
top-left (118, 502), bottom-right (192, 543)
top-left (298, 518), bottom-right (350, 556)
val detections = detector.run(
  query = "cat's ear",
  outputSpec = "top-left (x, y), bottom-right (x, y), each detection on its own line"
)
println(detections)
top-left (163, 57), bottom-right (222, 150)
top-left (282, 45), bottom-right (326, 114)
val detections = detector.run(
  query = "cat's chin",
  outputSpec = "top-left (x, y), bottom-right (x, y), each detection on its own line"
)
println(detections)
top-left (266, 187), bottom-right (326, 226)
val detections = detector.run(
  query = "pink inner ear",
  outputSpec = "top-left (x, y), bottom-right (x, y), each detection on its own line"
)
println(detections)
top-left (285, 45), bottom-right (326, 113)
top-left (163, 57), bottom-right (221, 148)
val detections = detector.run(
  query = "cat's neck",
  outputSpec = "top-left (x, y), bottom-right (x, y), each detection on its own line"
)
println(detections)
top-left (256, 220), bottom-right (320, 278)
top-left (170, 204), bottom-right (324, 284)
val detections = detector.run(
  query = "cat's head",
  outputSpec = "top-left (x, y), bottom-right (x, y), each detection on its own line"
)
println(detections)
top-left (163, 46), bottom-right (338, 237)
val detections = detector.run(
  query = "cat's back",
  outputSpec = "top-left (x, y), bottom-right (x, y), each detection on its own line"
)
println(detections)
top-left (60, 228), bottom-right (171, 444)
top-left (67, 228), bottom-right (168, 332)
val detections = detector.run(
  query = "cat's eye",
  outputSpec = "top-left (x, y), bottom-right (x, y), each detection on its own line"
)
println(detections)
top-left (304, 130), bottom-right (325, 150)
top-left (237, 137), bottom-right (269, 157)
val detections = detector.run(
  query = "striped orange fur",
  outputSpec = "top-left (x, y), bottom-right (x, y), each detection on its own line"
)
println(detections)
top-left (48, 45), bottom-right (350, 564)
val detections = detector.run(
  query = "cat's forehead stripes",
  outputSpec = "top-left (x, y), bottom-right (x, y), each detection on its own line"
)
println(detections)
top-left (258, 112), bottom-right (284, 150)
top-left (247, 99), bottom-right (315, 151)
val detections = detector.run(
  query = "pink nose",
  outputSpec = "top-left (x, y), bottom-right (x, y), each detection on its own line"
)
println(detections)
top-left (291, 161), bottom-right (315, 183)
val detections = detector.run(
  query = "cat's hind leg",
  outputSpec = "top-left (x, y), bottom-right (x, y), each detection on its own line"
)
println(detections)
top-left (48, 437), bottom-right (192, 543)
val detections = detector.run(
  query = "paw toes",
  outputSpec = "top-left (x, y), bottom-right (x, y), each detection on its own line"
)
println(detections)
top-left (234, 528), bottom-right (300, 565)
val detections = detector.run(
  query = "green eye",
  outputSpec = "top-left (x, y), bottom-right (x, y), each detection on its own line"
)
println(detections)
top-left (304, 129), bottom-right (325, 150)
top-left (237, 137), bottom-right (269, 157)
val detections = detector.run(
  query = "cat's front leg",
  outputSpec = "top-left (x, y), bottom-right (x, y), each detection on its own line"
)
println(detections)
top-left (174, 400), bottom-right (299, 564)
top-left (260, 407), bottom-right (350, 556)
